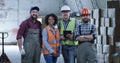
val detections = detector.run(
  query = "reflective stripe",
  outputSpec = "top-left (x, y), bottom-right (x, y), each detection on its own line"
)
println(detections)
top-left (43, 45), bottom-right (59, 51)
top-left (42, 42), bottom-right (60, 54)
top-left (48, 40), bottom-right (59, 44)
top-left (62, 40), bottom-right (78, 46)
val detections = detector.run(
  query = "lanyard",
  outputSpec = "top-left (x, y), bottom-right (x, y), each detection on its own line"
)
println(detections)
top-left (63, 21), bottom-right (69, 30)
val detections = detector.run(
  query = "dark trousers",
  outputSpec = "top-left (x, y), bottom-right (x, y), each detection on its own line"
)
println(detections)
top-left (77, 42), bottom-right (97, 63)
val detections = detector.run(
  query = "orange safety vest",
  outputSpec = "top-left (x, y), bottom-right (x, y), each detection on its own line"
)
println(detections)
top-left (42, 26), bottom-right (60, 55)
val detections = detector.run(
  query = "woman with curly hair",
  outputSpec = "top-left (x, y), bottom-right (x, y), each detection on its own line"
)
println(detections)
top-left (42, 13), bottom-right (60, 63)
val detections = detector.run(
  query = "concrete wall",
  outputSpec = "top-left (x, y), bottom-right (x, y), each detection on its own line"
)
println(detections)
top-left (0, 0), bottom-right (63, 44)
top-left (0, 0), bottom-right (18, 44)
top-left (0, 0), bottom-right (111, 44)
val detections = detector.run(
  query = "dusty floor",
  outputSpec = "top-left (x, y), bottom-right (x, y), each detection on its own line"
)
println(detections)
top-left (0, 45), bottom-right (64, 63)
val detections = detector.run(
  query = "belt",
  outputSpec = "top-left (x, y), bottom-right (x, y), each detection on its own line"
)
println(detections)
top-left (78, 41), bottom-right (94, 45)
top-left (62, 45), bottom-right (75, 47)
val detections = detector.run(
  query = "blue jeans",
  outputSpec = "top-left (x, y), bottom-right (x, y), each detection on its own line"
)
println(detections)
top-left (44, 54), bottom-right (57, 63)
top-left (62, 45), bottom-right (76, 63)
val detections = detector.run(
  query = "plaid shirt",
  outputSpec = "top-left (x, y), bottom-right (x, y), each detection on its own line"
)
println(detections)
top-left (74, 22), bottom-right (97, 40)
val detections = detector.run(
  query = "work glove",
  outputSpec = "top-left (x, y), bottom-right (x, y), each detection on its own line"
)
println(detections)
top-left (19, 48), bottom-right (26, 55)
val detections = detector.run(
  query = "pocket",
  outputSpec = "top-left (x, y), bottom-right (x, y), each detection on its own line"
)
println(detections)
top-left (89, 44), bottom-right (97, 52)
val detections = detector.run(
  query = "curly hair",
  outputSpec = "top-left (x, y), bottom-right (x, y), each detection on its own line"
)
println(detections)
top-left (45, 13), bottom-right (58, 25)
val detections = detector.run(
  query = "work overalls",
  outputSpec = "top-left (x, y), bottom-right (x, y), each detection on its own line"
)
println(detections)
top-left (22, 21), bottom-right (41, 63)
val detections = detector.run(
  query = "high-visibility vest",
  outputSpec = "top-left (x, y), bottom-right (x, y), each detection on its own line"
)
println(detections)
top-left (60, 18), bottom-right (78, 45)
top-left (42, 26), bottom-right (60, 55)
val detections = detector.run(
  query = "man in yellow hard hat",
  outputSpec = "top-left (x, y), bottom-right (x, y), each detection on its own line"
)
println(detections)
top-left (75, 8), bottom-right (97, 63)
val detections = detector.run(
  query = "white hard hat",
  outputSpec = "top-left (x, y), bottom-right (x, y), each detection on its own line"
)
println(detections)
top-left (61, 5), bottom-right (71, 12)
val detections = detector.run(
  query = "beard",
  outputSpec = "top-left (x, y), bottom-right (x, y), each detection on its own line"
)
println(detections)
top-left (62, 14), bottom-right (70, 21)
top-left (82, 18), bottom-right (90, 23)
top-left (63, 16), bottom-right (70, 21)
top-left (31, 15), bottom-right (38, 20)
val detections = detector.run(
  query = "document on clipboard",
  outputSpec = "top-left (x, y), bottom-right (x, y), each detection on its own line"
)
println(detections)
top-left (63, 30), bottom-right (72, 38)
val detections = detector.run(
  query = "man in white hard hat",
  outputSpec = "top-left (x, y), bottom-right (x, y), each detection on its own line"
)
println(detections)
top-left (58, 5), bottom-right (79, 63)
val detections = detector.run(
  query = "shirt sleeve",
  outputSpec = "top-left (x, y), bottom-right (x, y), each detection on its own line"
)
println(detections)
top-left (74, 20), bottom-right (80, 38)
top-left (91, 25), bottom-right (97, 40)
top-left (16, 21), bottom-right (27, 40)
top-left (42, 28), bottom-right (54, 53)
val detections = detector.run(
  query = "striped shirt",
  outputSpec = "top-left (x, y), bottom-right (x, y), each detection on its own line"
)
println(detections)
top-left (75, 22), bottom-right (97, 40)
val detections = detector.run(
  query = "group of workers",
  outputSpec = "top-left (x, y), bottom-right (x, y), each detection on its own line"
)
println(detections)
top-left (16, 5), bottom-right (97, 63)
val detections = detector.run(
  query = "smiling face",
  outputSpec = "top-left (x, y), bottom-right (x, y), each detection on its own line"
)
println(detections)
top-left (30, 10), bottom-right (39, 20)
top-left (48, 16), bottom-right (55, 26)
top-left (61, 10), bottom-right (70, 21)
top-left (81, 14), bottom-right (90, 23)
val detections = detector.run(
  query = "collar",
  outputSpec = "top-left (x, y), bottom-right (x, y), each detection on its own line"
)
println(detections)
top-left (47, 25), bottom-right (57, 31)
top-left (28, 17), bottom-right (38, 23)
top-left (81, 21), bottom-right (90, 25)
top-left (63, 17), bottom-right (71, 22)
top-left (62, 18), bottom-right (73, 23)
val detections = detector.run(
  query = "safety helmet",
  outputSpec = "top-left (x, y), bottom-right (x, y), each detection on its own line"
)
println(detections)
top-left (61, 5), bottom-right (71, 12)
top-left (81, 8), bottom-right (90, 15)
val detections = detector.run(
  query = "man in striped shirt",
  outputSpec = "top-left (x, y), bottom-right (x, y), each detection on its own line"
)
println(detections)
top-left (75, 8), bottom-right (97, 63)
